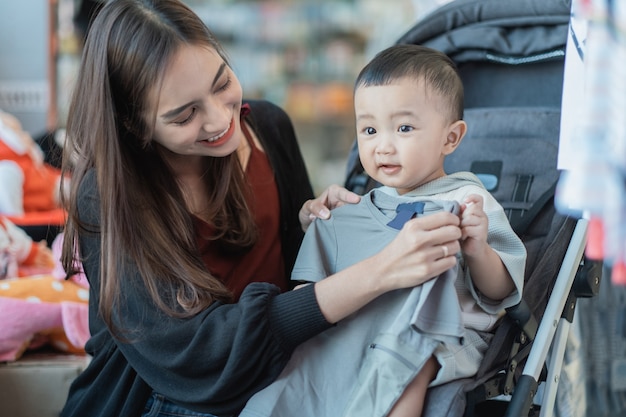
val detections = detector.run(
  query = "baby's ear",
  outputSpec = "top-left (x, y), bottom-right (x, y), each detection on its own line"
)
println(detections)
top-left (443, 120), bottom-right (467, 155)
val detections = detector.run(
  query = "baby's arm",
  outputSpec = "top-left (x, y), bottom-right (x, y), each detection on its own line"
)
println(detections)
top-left (459, 194), bottom-right (515, 301)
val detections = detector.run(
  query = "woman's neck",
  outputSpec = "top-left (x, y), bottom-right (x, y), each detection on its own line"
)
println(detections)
top-left (165, 119), bottom-right (258, 219)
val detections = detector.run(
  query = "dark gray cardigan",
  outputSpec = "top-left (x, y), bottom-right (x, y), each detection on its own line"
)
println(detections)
top-left (61, 100), bottom-right (330, 417)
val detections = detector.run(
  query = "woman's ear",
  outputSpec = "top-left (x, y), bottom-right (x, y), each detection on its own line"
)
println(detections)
top-left (443, 120), bottom-right (467, 155)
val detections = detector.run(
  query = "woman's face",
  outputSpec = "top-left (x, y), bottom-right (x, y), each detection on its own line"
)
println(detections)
top-left (151, 44), bottom-right (244, 170)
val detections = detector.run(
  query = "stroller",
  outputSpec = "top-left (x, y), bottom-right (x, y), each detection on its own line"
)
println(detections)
top-left (345, 0), bottom-right (602, 416)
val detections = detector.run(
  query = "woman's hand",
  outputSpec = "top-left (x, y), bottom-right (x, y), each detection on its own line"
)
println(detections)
top-left (376, 211), bottom-right (462, 290)
top-left (299, 184), bottom-right (361, 231)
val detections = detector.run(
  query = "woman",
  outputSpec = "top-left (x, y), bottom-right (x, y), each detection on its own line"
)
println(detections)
top-left (60, 1), bottom-right (463, 416)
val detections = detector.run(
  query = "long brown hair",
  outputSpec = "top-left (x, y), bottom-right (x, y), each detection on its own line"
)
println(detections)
top-left (61, 0), bottom-right (256, 335)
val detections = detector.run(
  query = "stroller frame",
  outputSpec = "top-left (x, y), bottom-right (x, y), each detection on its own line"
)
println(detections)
top-left (506, 217), bottom-right (592, 417)
top-left (345, 1), bottom-right (602, 416)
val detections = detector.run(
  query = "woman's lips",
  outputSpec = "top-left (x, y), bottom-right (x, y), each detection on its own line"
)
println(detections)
top-left (201, 118), bottom-right (235, 147)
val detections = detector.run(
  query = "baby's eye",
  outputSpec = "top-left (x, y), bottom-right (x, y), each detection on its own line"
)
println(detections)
top-left (399, 125), bottom-right (413, 133)
top-left (364, 127), bottom-right (376, 135)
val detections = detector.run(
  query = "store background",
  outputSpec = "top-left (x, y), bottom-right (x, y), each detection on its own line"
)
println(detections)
top-left (0, 0), bottom-right (450, 194)
top-left (2, 2), bottom-right (626, 417)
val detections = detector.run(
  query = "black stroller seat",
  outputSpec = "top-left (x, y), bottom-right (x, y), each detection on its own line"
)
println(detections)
top-left (344, 1), bottom-right (601, 415)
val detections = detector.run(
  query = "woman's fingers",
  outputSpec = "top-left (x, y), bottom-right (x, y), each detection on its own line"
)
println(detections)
top-left (376, 212), bottom-right (462, 288)
top-left (299, 185), bottom-right (361, 231)
top-left (325, 184), bottom-right (361, 208)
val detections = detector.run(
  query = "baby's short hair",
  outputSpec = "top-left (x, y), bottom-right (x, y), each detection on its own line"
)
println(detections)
top-left (355, 44), bottom-right (464, 121)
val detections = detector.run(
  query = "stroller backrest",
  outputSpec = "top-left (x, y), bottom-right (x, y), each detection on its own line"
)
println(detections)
top-left (446, 107), bottom-right (562, 229)
top-left (344, 0), bottom-right (575, 374)
top-left (396, 0), bottom-right (571, 109)
top-left (444, 107), bottom-right (560, 266)
top-left (346, 0), bottom-right (571, 236)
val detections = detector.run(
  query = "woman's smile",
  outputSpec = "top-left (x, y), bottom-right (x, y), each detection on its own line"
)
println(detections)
top-left (199, 117), bottom-right (235, 147)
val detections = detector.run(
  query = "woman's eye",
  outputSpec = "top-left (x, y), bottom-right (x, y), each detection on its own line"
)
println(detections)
top-left (399, 125), bottom-right (413, 133)
top-left (364, 127), bottom-right (376, 135)
top-left (217, 77), bottom-right (231, 92)
top-left (174, 108), bottom-right (196, 126)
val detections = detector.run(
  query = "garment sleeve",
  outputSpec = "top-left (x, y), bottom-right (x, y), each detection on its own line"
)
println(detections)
top-left (290, 215), bottom-right (338, 283)
top-left (463, 189), bottom-right (526, 313)
top-left (76, 172), bottom-right (331, 412)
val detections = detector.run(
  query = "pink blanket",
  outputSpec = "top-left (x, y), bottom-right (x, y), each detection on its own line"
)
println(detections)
top-left (0, 234), bottom-right (90, 362)
top-left (0, 276), bottom-right (90, 361)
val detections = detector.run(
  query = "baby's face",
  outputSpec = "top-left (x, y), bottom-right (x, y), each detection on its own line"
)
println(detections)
top-left (354, 77), bottom-right (454, 194)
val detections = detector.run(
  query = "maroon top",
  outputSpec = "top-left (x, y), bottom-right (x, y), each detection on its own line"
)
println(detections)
top-left (195, 110), bottom-right (286, 300)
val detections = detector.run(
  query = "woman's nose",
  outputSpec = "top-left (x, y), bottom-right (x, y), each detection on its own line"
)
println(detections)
top-left (202, 101), bottom-right (231, 132)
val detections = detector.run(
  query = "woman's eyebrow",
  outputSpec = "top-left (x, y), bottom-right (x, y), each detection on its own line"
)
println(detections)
top-left (160, 63), bottom-right (227, 120)
top-left (160, 102), bottom-right (196, 120)
top-left (211, 62), bottom-right (227, 88)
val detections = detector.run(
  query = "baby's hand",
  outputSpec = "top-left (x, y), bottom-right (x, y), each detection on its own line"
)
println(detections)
top-left (459, 195), bottom-right (489, 258)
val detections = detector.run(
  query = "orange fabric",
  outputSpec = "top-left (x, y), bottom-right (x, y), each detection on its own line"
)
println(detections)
top-left (6, 208), bottom-right (67, 226)
top-left (21, 242), bottom-right (39, 265)
top-left (0, 275), bottom-right (89, 357)
top-left (0, 275), bottom-right (87, 304)
top-left (0, 140), bottom-right (61, 213)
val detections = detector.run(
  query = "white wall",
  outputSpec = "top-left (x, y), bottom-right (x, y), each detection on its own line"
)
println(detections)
top-left (0, 1), bottom-right (50, 135)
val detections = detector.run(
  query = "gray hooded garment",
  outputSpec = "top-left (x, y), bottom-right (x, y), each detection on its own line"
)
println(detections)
top-left (240, 172), bottom-right (526, 417)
